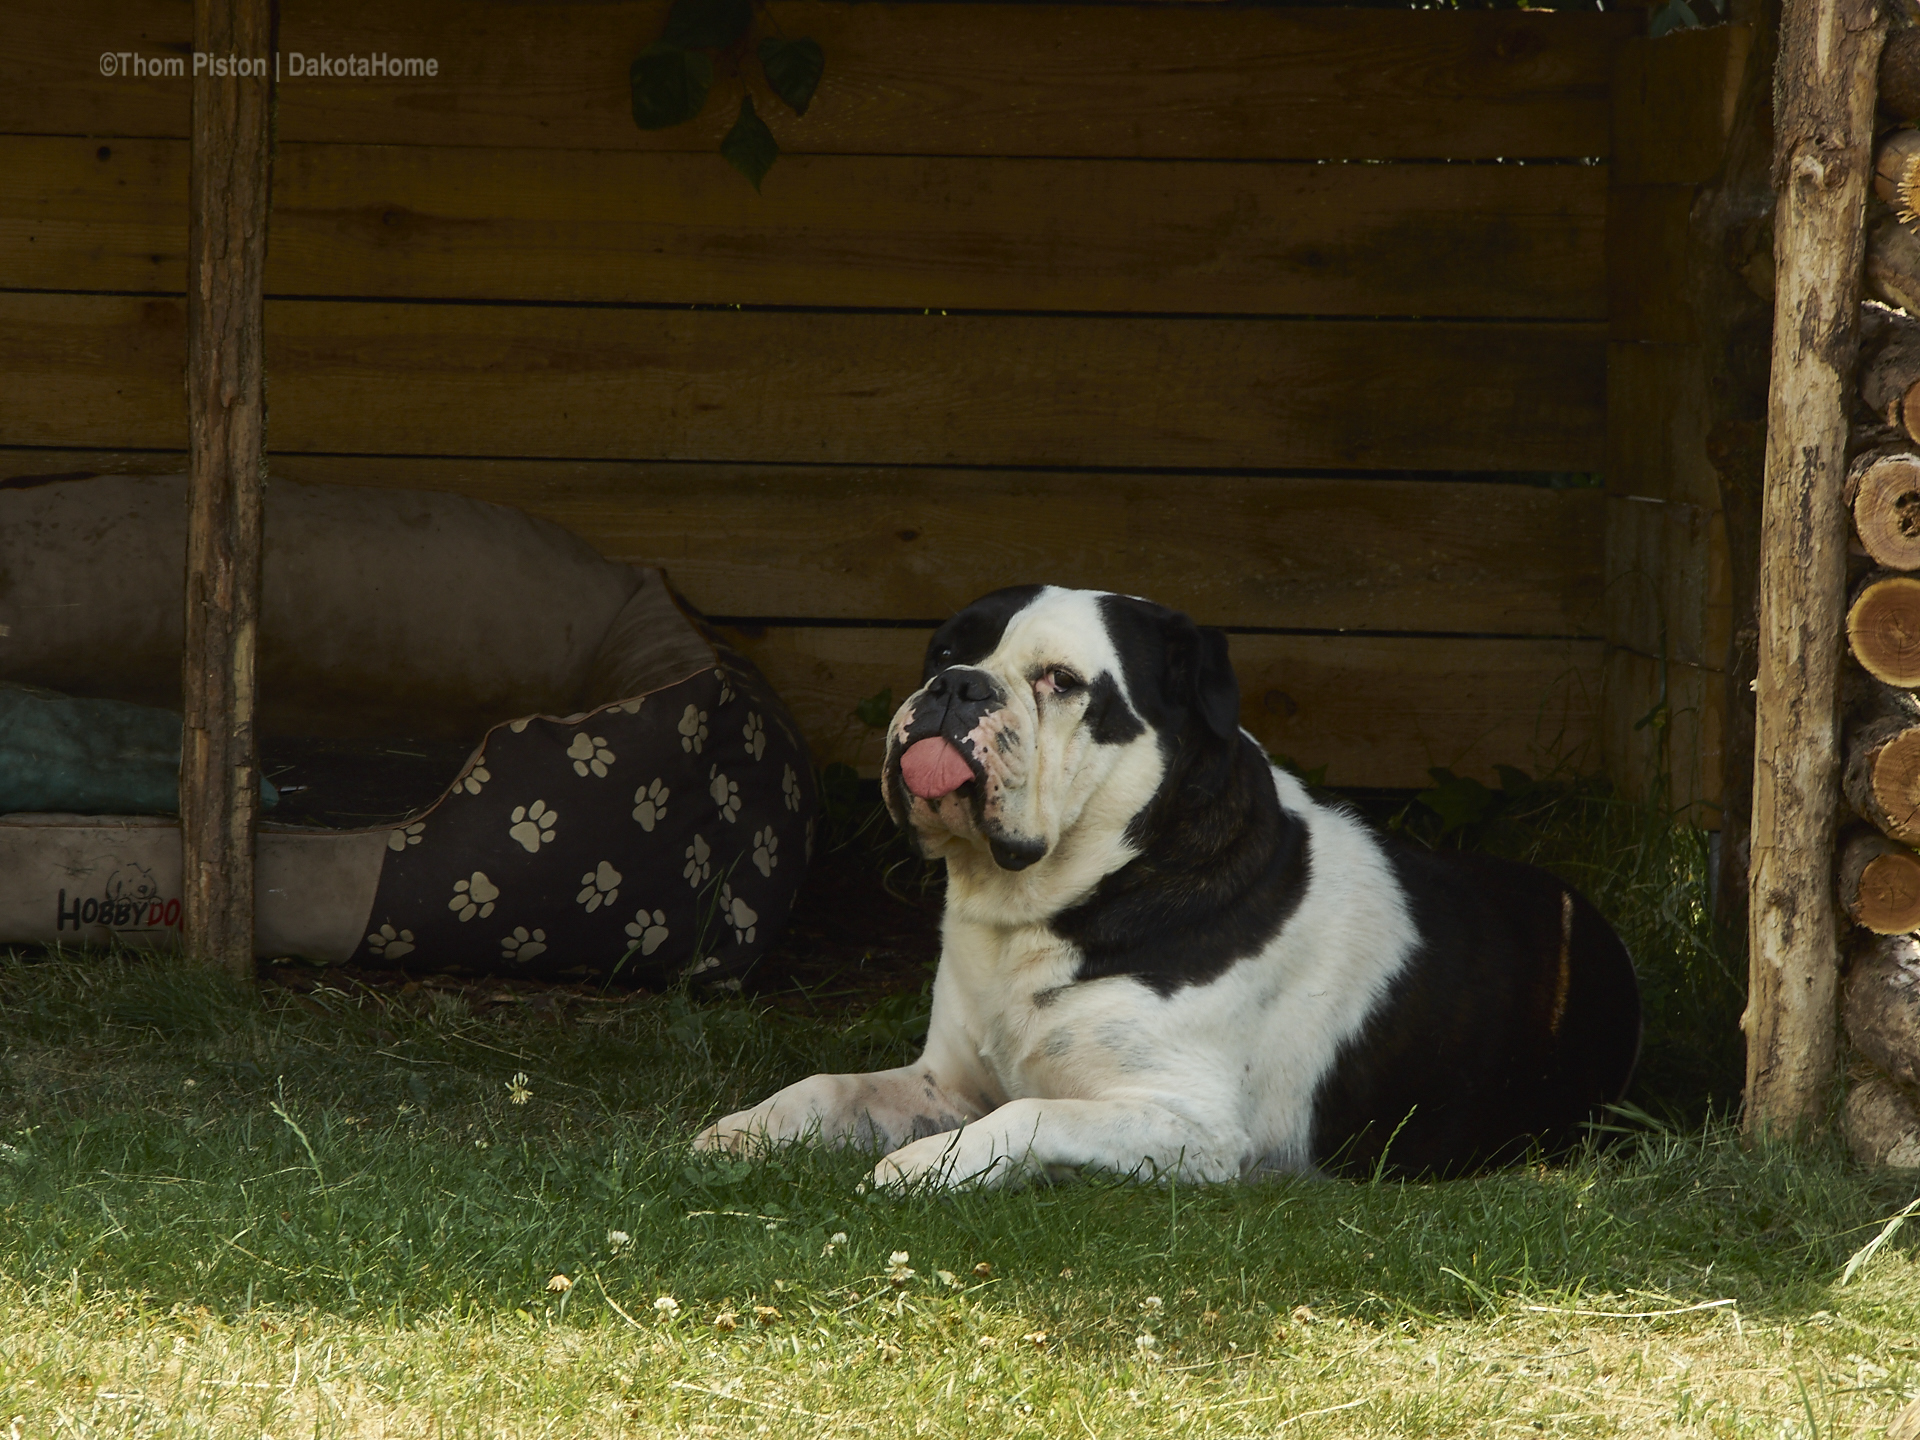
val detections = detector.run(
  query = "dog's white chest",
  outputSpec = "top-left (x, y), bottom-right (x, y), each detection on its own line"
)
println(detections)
top-left (935, 923), bottom-right (1101, 1101)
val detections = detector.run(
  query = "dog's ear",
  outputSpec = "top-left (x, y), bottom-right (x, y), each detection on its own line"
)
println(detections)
top-left (1165, 613), bottom-right (1240, 740)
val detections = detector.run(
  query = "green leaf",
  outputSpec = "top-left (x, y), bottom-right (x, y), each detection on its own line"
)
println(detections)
top-left (1417, 767), bottom-right (1496, 836)
top-left (1493, 763), bottom-right (1536, 798)
top-left (630, 43), bottom-right (713, 130)
top-left (662, 0), bottom-right (752, 50)
top-left (721, 93), bottom-right (779, 191)
top-left (758, 36), bottom-right (824, 117)
top-left (853, 687), bottom-right (894, 731)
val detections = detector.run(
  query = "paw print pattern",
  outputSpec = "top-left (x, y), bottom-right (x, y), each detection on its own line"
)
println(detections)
top-left (509, 718), bottom-right (531, 734)
top-left (501, 927), bottom-right (547, 963)
top-left (678, 704), bottom-right (709, 754)
top-left (782, 764), bottom-right (802, 813)
top-left (625, 908), bottom-right (671, 956)
top-left (683, 833), bottom-right (712, 887)
top-left (714, 668), bottom-right (736, 705)
top-left (720, 884), bottom-right (758, 945)
top-left (567, 733), bottom-right (615, 778)
top-left (684, 954), bottom-right (721, 978)
top-left (458, 762), bottom-right (491, 795)
top-left (388, 821), bottom-right (425, 853)
top-left (709, 766), bottom-right (741, 823)
top-left (508, 800), bottom-right (557, 853)
top-left (631, 778), bottom-right (669, 831)
top-left (607, 699), bottom-right (643, 715)
top-left (752, 827), bottom-right (779, 877)
top-left (449, 871), bottom-right (499, 922)
top-left (743, 712), bottom-right (766, 761)
top-left (576, 860), bottom-right (622, 913)
top-left (366, 923), bottom-right (415, 959)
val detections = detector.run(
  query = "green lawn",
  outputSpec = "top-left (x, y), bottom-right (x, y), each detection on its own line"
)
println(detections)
top-left (1, 948), bottom-right (1917, 1438)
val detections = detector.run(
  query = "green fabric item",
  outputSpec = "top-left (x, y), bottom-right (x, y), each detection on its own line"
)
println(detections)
top-left (0, 683), bottom-right (276, 816)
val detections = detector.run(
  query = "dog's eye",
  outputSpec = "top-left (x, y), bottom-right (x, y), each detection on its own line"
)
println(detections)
top-left (1039, 667), bottom-right (1082, 696)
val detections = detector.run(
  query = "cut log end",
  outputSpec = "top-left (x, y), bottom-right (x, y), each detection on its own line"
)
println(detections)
top-left (1847, 573), bottom-right (1920, 685)
top-left (1851, 453), bottom-right (1920, 567)
top-left (1841, 831), bottom-right (1920, 933)
top-left (1845, 713), bottom-right (1920, 843)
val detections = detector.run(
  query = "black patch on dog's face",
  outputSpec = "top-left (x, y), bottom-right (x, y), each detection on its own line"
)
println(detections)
top-left (1097, 594), bottom-right (1240, 755)
top-left (921, 584), bottom-right (1046, 681)
top-left (1308, 847), bottom-right (1642, 1178)
top-left (1082, 670), bottom-right (1145, 746)
top-left (1047, 598), bottom-right (1303, 997)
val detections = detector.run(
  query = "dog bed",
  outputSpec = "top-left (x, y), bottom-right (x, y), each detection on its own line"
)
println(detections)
top-left (0, 473), bottom-right (816, 983)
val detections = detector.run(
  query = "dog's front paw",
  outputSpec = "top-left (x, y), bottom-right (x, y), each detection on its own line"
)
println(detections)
top-left (692, 1107), bottom-right (776, 1155)
top-left (867, 1132), bottom-right (1014, 1193)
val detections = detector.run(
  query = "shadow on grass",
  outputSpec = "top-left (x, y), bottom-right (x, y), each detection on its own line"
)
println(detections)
top-left (0, 947), bottom-right (1913, 1352)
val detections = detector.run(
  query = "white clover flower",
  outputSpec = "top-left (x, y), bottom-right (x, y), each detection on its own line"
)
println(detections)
top-left (653, 1294), bottom-right (680, 1319)
top-left (607, 1230), bottom-right (633, 1254)
top-left (1142, 1295), bottom-right (1164, 1314)
top-left (505, 1071), bottom-right (531, 1105)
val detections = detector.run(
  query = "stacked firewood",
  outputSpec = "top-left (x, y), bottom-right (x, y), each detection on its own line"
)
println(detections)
top-left (1835, 91), bottom-right (1920, 1163)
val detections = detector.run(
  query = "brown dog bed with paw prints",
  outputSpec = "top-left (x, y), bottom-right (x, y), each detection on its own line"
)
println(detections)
top-left (0, 473), bottom-right (816, 986)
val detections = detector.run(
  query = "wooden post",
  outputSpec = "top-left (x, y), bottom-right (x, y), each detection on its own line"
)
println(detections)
top-left (1746, 0), bottom-right (1886, 1136)
top-left (183, 0), bottom-right (274, 977)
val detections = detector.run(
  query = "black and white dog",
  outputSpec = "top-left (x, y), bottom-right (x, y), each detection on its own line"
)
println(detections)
top-left (697, 586), bottom-right (1641, 1186)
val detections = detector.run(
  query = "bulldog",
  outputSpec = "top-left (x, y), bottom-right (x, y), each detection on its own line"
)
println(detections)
top-left (696, 586), bottom-right (1642, 1187)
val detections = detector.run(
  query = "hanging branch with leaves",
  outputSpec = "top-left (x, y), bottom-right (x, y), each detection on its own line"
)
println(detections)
top-left (630, 0), bottom-right (824, 189)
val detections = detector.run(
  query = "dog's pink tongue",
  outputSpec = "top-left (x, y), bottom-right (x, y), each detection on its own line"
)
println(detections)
top-left (901, 737), bottom-right (974, 799)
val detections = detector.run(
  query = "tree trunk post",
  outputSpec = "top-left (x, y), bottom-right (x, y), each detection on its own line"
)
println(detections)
top-left (1746, 0), bottom-right (1886, 1136)
top-left (183, 0), bottom-right (274, 978)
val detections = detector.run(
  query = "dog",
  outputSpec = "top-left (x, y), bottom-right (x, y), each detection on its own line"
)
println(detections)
top-left (696, 586), bottom-right (1641, 1187)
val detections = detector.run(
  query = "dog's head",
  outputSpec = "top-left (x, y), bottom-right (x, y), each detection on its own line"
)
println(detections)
top-left (881, 586), bottom-right (1242, 876)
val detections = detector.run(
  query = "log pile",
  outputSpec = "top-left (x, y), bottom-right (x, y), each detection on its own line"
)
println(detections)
top-left (1834, 52), bottom-right (1920, 1169)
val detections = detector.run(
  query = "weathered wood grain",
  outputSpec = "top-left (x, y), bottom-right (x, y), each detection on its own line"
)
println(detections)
top-left (1747, 0), bottom-right (1885, 1137)
top-left (7, 2), bottom-right (1633, 160)
top-left (0, 293), bottom-right (1607, 472)
top-left (181, 0), bottom-right (272, 977)
top-left (722, 625), bottom-right (1602, 785)
top-left (1604, 494), bottom-right (1731, 670)
top-left (1601, 646), bottom-right (1725, 826)
top-left (1611, 26), bottom-right (1756, 187)
top-left (1606, 185), bottom-right (1696, 343)
top-left (2, 136), bottom-right (1609, 319)
top-left (0, 449), bottom-right (1605, 637)
top-left (1605, 342), bottom-right (1722, 507)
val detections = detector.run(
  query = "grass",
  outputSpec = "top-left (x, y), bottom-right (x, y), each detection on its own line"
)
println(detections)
top-left (2, 784), bottom-right (1918, 1437)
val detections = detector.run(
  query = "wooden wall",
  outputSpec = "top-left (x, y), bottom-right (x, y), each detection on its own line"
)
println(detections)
top-left (1, 0), bottom-right (1638, 786)
top-left (1603, 25), bottom-right (1752, 823)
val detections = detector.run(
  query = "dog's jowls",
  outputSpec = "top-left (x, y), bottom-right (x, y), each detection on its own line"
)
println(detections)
top-left (696, 586), bottom-right (1641, 1187)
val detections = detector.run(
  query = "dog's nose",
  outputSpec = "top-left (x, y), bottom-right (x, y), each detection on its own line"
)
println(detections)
top-left (927, 668), bottom-right (994, 705)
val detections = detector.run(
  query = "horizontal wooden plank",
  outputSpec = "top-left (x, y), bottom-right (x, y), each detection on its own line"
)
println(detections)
top-left (0, 449), bottom-right (1605, 636)
top-left (8, 3), bottom-right (1632, 159)
top-left (722, 626), bottom-right (1602, 786)
top-left (1601, 645), bottom-right (1724, 824)
top-left (0, 294), bottom-right (1607, 472)
top-left (4, 136), bottom-right (1609, 318)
